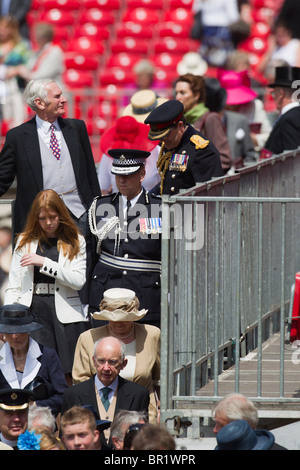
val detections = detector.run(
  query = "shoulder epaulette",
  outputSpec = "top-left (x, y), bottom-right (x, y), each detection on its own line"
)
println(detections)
top-left (190, 135), bottom-right (209, 149)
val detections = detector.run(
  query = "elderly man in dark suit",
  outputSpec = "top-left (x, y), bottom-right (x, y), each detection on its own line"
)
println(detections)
top-left (264, 66), bottom-right (300, 156)
top-left (61, 336), bottom-right (149, 446)
top-left (0, 78), bottom-right (100, 303)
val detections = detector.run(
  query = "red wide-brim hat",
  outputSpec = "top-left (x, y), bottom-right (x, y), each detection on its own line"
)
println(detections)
top-left (100, 115), bottom-right (158, 155)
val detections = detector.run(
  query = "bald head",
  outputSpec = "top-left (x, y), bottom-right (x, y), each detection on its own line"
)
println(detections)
top-left (93, 336), bottom-right (127, 386)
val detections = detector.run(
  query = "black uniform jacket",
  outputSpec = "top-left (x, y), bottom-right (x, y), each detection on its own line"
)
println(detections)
top-left (161, 123), bottom-right (223, 195)
top-left (88, 188), bottom-right (162, 326)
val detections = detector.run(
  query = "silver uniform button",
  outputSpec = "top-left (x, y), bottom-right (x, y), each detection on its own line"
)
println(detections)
top-left (124, 254), bottom-right (129, 258)
top-left (171, 187), bottom-right (175, 192)
top-left (172, 173), bottom-right (176, 179)
top-left (123, 270), bottom-right (127, 275)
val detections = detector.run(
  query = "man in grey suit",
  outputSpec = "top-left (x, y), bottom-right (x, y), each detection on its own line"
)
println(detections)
top-left (61, 337), bottom-right (149, 446)
top-left (0, 78), bottom-right (101, 302)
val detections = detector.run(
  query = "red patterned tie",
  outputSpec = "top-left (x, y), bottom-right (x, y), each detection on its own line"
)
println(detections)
top-left (50, 124), bottom-right (60, 160)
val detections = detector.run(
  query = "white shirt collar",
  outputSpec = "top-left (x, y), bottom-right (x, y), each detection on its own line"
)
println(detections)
top-left (36, 115), bottom-right (60, 133)
top-left (281, 101), bottom-right (300, 115)
top-left (94, 374), bottom-right (118, 394)
top-left (121, 189), bottom-right (143, 209)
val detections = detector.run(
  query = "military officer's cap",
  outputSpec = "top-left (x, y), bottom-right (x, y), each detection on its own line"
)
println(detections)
top-left (0, 389), bottom-right (33, 411)
top-left (144, 100), bottom-right (184, 141)
top-left (109, 148), bottom-right (150, 176)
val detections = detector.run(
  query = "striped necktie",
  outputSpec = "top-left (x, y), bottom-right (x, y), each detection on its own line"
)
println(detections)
top-left (50, 124), bottom-right (61, 160)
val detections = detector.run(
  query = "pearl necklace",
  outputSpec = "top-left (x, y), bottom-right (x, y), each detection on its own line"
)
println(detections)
top-left (109, 324), bottom-right (135, 340)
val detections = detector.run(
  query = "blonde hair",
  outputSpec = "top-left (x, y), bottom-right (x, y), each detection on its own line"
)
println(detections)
top-left (36, 429), bottom-right (66, 450)
top-left (17, 189), bottom-right (81, 261)
top-left (60, 406), bottom-right (97, 434)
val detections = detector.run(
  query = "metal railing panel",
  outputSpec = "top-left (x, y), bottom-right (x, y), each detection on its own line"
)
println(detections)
top-left (160, 151), bottom-right (300, 431)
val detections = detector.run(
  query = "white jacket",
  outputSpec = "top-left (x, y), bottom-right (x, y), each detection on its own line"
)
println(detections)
top-left (4, 235), bottom-right (88, 324)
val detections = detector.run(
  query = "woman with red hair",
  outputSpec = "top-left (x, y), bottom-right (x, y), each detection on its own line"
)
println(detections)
top-left (4, 189), bottom-right (89, 383)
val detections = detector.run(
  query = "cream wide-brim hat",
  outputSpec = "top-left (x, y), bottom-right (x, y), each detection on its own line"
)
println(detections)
top-left (92, 288), bottom-right (148, 322)
top-left (122, 89), bottom-right (168, 123)
top-left (176, 52), bottom-right (208, 76)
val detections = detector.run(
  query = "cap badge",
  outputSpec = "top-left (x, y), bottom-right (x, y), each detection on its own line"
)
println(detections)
top-left (11, 393), bottom-right (18, 401)
top-left (119, 155), bottom-right (126, 162)
top-left (190, 135), bottom-right (209, 149)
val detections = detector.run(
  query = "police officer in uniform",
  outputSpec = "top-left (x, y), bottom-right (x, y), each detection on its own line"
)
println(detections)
top-left (0, 388), bottom-right (33, 449)
top-left (88, 149), bottom-right (162, 328)
top-left (144, 100), bottom-right (223, 195)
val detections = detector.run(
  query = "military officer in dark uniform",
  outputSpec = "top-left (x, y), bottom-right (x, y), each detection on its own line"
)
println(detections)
top-left (0, 388), bottom-right (34, 449)
top-left (144, 100), bottom-right (223, 195)
top-left (88, 149), bottom-right (162, 327)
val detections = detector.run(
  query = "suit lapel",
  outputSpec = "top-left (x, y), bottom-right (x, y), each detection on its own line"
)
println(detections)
top-left (21, 118), bottom-right (43, 191)
top-left (115, 376), bottom-right (134, 412)
top-left (81, 377), bottom-right (99, 411)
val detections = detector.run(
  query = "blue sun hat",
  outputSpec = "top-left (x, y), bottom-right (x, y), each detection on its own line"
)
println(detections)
top-left (215, 419), bottom-right (275, 450)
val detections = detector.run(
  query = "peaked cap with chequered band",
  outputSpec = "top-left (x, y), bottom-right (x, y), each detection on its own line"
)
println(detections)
top-left (108, 148), bottom-right (151, 175)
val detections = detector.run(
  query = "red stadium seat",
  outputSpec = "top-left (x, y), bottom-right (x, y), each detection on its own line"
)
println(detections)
top-left (82, 0), bottom-right (121, 9)
top-left (79, 8), bottom-right (115, 25)
top-left (110, 37), bottom-right (149, 54)
top-left (251, 7), bottom-right (274, 24)
top-left (250, 22), bottom-right (271, 39)
top-left (239, 36), bottom-right (268, 55)
top-left (64, 52), bottom-right (100, 70)
top-left (99, 68), bottom-right (136, 86)
top-left (116, 22), bottom-right (154, 39)
top-left (251, 0), bottom-right (265, 8)
top-left (153, 37), bottom-right (195, 54)
top-left (106, 53), bottom-right (141, 69)
top-left (122, 8), bottom-right (161, 24)
top-left (74, 24), bottom-right (110, 40)
top-left (67, 37), bottom-right (105, 55)
top-left (168, 0), bottom-right (193, 7)
top-left (40, 9), bottom-right (75, 26)
top-left (150, 52), bottom-right (183, 69)
top-left (126, 0), bottom-right (162, 8)
top-left (42, 0), bottom-right (81, 9)
top-left (154, 68), bottom-right (178, 86)
top-left (46, 25), bottom-right (70, 45)
top-left (164, 8), bottom-right (193, 25)
top-left (98, 100), bottom-right (118, 119)
top-left (157, 22), bottom-right (190, 38)
top-left (63, 69), bottom-right (94, 88)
